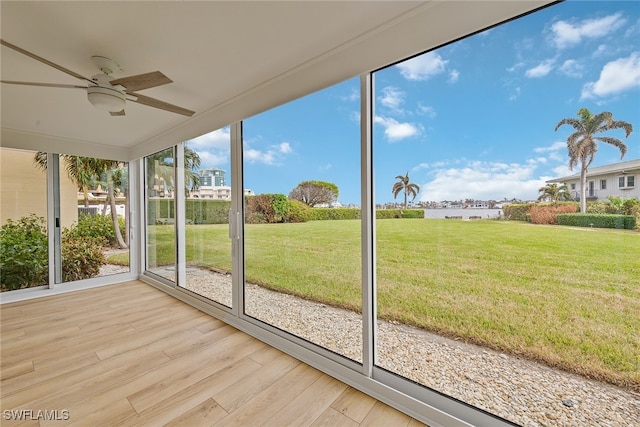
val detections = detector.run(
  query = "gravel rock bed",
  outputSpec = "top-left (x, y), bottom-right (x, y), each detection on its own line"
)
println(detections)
top-left (106, 262), bottom-right (640, 426)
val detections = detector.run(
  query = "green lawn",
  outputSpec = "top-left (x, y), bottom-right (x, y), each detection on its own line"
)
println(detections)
top-left (123, 220), bottom-right (639, 391)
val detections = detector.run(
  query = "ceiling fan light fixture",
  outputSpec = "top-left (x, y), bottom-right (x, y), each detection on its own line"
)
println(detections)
top-left (87, 85), bottom-right (125, 112)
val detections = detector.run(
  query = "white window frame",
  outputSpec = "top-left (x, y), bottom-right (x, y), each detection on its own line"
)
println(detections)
top-left (618, 175), bottom-right (636, 189)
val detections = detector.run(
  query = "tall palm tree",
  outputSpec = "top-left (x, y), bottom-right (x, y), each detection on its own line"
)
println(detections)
top-left (537, 183), bottom-right (572, 204)
top-left (392, 172), bottom-right (420, 208)
top-left (555, 108), bottom-right (632, 213)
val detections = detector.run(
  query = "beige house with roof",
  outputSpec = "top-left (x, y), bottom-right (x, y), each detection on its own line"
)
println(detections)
top-left (547, 159), bottom-right (640, 202)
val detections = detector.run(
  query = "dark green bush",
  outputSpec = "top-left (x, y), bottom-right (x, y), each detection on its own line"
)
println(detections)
top-left (557, 213), bottom-right (636, 230)
top-left (185, 199), bottom-right (230, 224)
top-left (309, 208), bottom-right (361, 221)
top-left (0, 214), bottom-right (48, 291)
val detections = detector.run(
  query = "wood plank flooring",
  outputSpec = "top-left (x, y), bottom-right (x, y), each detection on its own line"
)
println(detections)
top-left (0, 281), bottom-right (427, 426)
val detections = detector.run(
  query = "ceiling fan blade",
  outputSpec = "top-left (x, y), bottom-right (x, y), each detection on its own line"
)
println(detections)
top-left (1, 80), bottom-right (87, 89)
top-left (110, 71), bottom-right (172, 92)
top-left (129, 92), bottom-right (195, 117)
top-left (110, 110), bottom-right (126, 117)
top-left (0, 39), bottom-right (94, 85)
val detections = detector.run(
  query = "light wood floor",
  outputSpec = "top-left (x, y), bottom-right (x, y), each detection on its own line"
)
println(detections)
top-left (1, 281), bottom-right (427, 426)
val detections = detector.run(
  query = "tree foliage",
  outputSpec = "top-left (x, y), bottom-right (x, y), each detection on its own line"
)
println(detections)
top-left (288, 180), bottom-right (339, 207)
top-left (555, 108), bottom-right (633, 213)
top-left (392, 172), bottom-right (420, 208)
top-left (537, 183), bottom-right (573, 204)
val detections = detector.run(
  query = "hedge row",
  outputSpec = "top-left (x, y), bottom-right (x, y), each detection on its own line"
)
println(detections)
top-left (148, 198), bottom-right (424, 224)
top-left (503, 202), bottom-right (578, 221)
top-left (557, 213), bottom-right (636, 230)
top-left (148, 199), bottom-right (231, 225)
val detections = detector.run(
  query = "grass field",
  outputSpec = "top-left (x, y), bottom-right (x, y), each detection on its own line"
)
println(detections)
top-left (120, 219), bottom-right (639, 391)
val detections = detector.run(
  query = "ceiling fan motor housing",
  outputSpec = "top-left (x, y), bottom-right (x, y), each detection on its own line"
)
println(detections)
top-left (87, 85), bottom-right (126, 112)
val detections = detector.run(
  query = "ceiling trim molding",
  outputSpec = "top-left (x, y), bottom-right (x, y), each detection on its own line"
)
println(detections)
top-left (1, 128), bottom-right (131, 160)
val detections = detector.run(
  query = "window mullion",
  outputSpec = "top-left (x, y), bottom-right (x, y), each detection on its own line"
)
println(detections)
top-left (361, 73), bottom-right (376, 377)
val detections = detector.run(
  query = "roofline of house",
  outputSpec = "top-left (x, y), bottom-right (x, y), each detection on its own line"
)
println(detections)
top-left (546, 159), bottom-right (640, 183)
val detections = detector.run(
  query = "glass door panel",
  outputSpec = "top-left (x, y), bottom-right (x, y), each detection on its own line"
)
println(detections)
top-left (242, 78), bottom-right (363, 362)
top-left (179, 130), bottom-right (233, 307)
top-left (0, 148), bottom-right (48, 292)
top-left (145, 147), bottom-right (176, 282)
top-left (372, 2), bottom-right (640, 425)
top-left (58, 155), bottom-right (130, 283)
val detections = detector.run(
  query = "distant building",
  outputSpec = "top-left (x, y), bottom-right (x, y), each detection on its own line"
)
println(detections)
top-left (197, 168), bottom-right (226, 187)
top-left (546, 159), bottom-right (640, 202)
top-left (189, 168), bottom-right (254, 200)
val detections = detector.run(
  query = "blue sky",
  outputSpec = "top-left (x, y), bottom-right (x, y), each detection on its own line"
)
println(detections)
top-left (188, 1), bottom-right (640, 206)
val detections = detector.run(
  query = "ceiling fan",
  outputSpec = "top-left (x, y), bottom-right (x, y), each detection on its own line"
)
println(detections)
top-left (0, 39), bottom-right (195, 117)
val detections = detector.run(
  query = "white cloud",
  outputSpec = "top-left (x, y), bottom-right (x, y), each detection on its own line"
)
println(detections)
top-left (507, 62), bottom-right (525, 73)
top-left (534, 141), bottom-right (566, 162)
top-left (417, 103), bottom-right (436, 118)
top-left (533, 141), bottom-right (566, 153)
top-left (195, 150), bottom-right (228, 167)
top-left (374, 116), bottom-right (420, 141)
top-left (448, 69), bottom-right (460, 83)
top-left (278, 142), bottom-right (292, 154)
top-left (341, 87), bottom-right (359, 102)
top-left (396, 51), bottom-right (448, 81)
top-left (379, 87), bottom-right (405, 112)
top-left (559, 59), bottom-right (583, 78)
top-left (187, 128), bottom-right (230, 150)
top-left (525, 59), bottom-right (554, 78)
top-left (243, 140), bottom-right (293, 165)
top-left (509, 86), bottom-right (521, 101)
top-left (418, 159), bottom-right (547, 202)
top-left (186, 128), bottom-right (231, 168)
top-left (550, 13), bottom-right (626, 49)
top-left (581, 52), bottom-right (640, 99)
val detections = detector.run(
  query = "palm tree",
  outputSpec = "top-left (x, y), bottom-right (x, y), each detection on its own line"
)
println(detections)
top-left (555, 108), bottom-right (633, 213)
top-left (392, 172), bottom-right (420, 208)
top-left (146, 146), bottom-right (201, 196)
top-left (537, 183), bottom-right (572, 204)
top-left (34, 153), bottom-right (128, 249)
top-left (34, 152), bottom-right (98, 207)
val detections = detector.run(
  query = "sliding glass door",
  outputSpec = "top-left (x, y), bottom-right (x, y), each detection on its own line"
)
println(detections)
top-left (145, 147), bottom-right (176, 282)
top-left (242, 78), bottom-right (363, 362)
top-left (179, 130), bottom-right (233, 308)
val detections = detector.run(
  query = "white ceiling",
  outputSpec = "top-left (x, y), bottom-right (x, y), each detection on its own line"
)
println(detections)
top-left (1, 1), bottom-right (553, 161)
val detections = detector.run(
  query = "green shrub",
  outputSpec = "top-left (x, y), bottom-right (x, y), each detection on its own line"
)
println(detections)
top-left (245, 194), bottom-right (290, 224)
top-left (186, 199), bottom-right (230, 224)
top-left (503, 203), bottom-right (532, 220)
top-left (557, 213), bottom-right (636, 230)
top-left (287, 200), bottom-right (312, 223)
top-left (309, 208), bottom-right (361, 221)
top-left (586, 202), bottom-right (610, 214)
top-left (0, 214), bottom-right (48, 291)
top-left (61, 230), bottom-right (106, 282)
top-left (376, 209), bottom-right (424, 219)
top-left (68, 213), bottom-right (124, 247)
